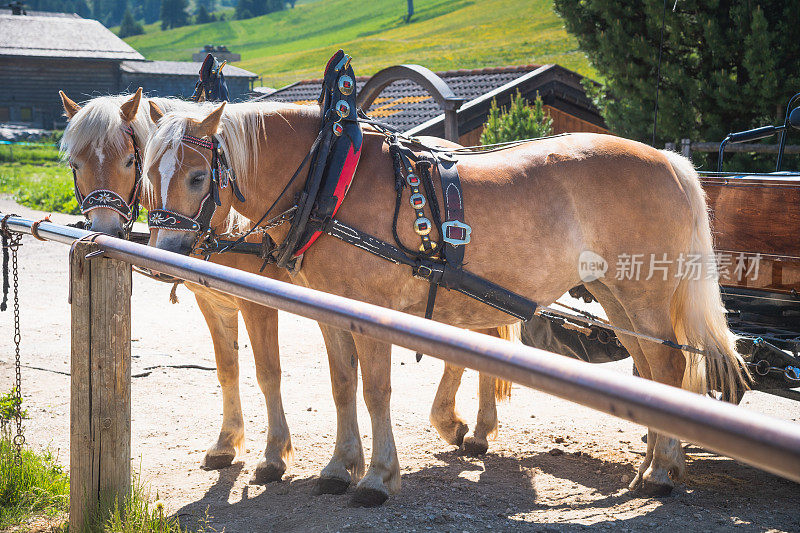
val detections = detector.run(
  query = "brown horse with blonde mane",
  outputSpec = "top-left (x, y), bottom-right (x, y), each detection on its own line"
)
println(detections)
top-left (58, 89), bottom-right (515, 490)
top-left (143, 98), bottom-right (749, 506)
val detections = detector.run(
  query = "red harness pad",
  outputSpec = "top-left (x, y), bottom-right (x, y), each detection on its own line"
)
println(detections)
top-left (292, 50), bottom-right (363, 258)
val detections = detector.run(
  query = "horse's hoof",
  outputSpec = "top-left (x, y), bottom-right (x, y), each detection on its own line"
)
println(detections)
top-left (349, 487), bottom-right (388, 507)
top-left (201, 453), bottom-right (235, 470)
top-left (453, 423), bottom-right (468, 447)
top-left (636, 479), bottom-right (674, 498)
top-left (462, 436), bottom-right (488, 456)
top-left (313, 476), bottom-right (350, 495)
top-left (251, 463), bottom-right (285, 484)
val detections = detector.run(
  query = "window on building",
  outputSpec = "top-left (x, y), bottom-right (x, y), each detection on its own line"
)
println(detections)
top-left (20, 107), bottom-right (33, 122)
top-left (0, 107), bottom-right (9, 122)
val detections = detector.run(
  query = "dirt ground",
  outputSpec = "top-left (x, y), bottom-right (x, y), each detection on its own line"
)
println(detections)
top-left (1, 198), bottom-right (799, 532)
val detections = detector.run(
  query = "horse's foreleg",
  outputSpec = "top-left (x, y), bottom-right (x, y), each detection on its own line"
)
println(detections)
top-left (429, 362), bottom-right (468, 446)
top-left (350, 335), bottom-right (399, 507)
top-left (193, 290), bottom-right (243, 470)
top-left (238, 300), bottom-right (292, 483)
top-left (315, 324), bottom-right (364, 495)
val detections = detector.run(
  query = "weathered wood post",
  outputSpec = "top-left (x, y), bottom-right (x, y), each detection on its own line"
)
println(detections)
top-left (69, 242), bottom-right (132, 531)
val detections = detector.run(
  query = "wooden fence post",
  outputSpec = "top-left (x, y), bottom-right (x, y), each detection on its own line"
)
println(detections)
top-left (70, 242), bottom-right (132, 531)
top-left (681, 138), bottom-right (692, 159)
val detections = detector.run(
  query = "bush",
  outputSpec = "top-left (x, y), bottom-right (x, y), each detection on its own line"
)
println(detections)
top-left (480, 90), bottom-right (553, 145)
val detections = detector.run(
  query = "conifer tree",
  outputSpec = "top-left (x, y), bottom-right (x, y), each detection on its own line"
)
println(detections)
top-left (480, 91), bottom-right (553, 145)
top-left (554, 0), bottom-right (800, 147)
top-left (118, 7), bottom-right (144, 37)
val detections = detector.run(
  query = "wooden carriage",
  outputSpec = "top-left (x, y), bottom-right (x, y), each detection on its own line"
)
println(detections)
top-left (694, 95), bottom-right (800, 399)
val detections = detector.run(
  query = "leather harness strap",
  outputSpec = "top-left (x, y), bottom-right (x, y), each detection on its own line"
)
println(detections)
top-left (323, 218), bottom-right (537, 321)
top-left (72, 124), bottom-right (142, 233)
top-left (436, 154), bottom-right (470, 267)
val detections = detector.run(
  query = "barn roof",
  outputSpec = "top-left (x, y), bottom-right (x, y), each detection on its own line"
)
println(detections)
top-left (256, 63), bottom-right (604, 136)
top-left (0, 13), bottom-right (144, 60)
top-left (258, 64), bottom-right (542, 132)
top-left (120, 60), bottom-right (257, 79)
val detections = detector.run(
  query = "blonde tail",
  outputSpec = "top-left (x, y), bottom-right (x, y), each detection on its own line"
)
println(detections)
top-left (493, 323), bottom-right (521, 401)
top-left (661, 150), bottom-right (751, 396)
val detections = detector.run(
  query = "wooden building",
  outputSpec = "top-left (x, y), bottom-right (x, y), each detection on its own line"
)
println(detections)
top-left (0, 10), bottom-right (142, 128)
top-left (0, 8), bottom-right (256, 129)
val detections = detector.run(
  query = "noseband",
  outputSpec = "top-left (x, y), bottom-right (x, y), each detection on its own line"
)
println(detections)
top-left (73, 124), bottom-right (142, 233)
top-left (147, 133), bottom-right (245, 235)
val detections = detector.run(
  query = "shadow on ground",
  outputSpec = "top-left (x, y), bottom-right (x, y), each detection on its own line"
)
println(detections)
top-left (170, 445), bottom-right (799, 532)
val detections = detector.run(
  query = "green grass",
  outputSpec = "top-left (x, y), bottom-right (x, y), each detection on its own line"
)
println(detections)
top-left (0, 146), bottom-right (80, 215)
top-left (0, 144), bottom-right (148, 221)
top-left (0, 433), bottom-right (69, 529)
top-left (124, 0), bottom-right (595, 88)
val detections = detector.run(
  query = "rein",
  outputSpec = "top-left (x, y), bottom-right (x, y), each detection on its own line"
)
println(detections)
top-left (72, 124), bottom-right (142, 235)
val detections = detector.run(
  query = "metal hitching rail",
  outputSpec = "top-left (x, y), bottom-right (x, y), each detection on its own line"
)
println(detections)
top-left (3, 212), bottom-right (800, 484)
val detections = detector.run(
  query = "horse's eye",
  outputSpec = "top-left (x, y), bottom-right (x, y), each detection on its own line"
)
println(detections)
top-left (125, 155), bottom-right (135, 168)
top-left (70, 161), bottom-right (80, 170)
top-left (190, 173), bottom-right (206, 186)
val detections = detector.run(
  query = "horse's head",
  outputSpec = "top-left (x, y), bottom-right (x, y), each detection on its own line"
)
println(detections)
top-left (60, 88), bottom-right (146, 238)
top-left (144, 101), bottom-right (235, 255)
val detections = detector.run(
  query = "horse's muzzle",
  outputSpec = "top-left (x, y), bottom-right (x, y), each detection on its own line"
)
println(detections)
top-left (153, 230), bottom-right (196, 256)
top-left (87, 210), bottom-right (126, 239)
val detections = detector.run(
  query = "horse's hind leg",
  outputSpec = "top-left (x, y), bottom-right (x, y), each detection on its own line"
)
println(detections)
top-left (590, 281), bottom-right (686, 495)
top-left (238, 300), bottom-right (293, 483)
top-left (462, 372), bottom-right (499, 455)
top-left (193, 289), bottom-right (244, 470)
top-left (429, 362), bottom-right (469, 446)
top-left (461, 328), bottom-right (507, 456)
top-left (315, 324), bottom-right (365, 495)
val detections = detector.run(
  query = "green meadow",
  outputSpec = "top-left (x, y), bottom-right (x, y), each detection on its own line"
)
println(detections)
top-left (124, 0), bottom-right (594, 88)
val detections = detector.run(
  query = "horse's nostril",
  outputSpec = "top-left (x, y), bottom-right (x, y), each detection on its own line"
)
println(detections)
top-left (116, 230), bottom-right (125, 239)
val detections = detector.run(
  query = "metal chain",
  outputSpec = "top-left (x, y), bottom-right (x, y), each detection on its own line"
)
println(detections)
top-left (215, 205), bottom-right (297, 240)
top-left (9, 233), bottom-right (24, 463)
top-left (747, 359), bottom-right (800, 381)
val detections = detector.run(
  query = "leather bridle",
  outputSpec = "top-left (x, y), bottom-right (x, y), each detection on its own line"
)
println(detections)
top-left (147, 133), bottom-right (245, 236)
top-left (72, 124), bottom-right (142, 235)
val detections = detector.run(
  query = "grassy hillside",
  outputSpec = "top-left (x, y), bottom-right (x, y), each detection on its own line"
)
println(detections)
top-left (124, 0), bottom-right (594, 88)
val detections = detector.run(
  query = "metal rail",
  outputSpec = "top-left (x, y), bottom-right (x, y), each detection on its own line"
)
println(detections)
top-left (3, 212), bottom-right (800, 483)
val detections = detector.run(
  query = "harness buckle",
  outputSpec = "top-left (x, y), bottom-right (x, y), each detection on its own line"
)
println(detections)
top-left (414, 264), bottom-right (433, 280)
top-left (442, 220), bottom-right (471, 246)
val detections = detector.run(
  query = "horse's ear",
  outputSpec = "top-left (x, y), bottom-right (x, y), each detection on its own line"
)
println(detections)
top-left (59, 91), bottom-right (81, 119)
top-left (149, 100), bottom-right (165, 123)
top-left (196, 102), bottom-right (226, 137)
top-left (120, 87), bottom-right (143, 123)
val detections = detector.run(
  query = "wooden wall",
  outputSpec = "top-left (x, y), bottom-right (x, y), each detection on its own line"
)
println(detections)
top-left (120, 74), bottom-right (253, 102)
top-left (0, 57), bottom-right (121, 129)
top-left (544, 105), bottom-right (608, 135)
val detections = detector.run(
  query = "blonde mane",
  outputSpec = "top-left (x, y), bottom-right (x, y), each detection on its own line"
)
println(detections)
top-left (143, 101), bottom-right (318, 232)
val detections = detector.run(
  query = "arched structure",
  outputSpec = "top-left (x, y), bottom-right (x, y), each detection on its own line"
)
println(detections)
top-left (357, 64), bottom-right (465, 142)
